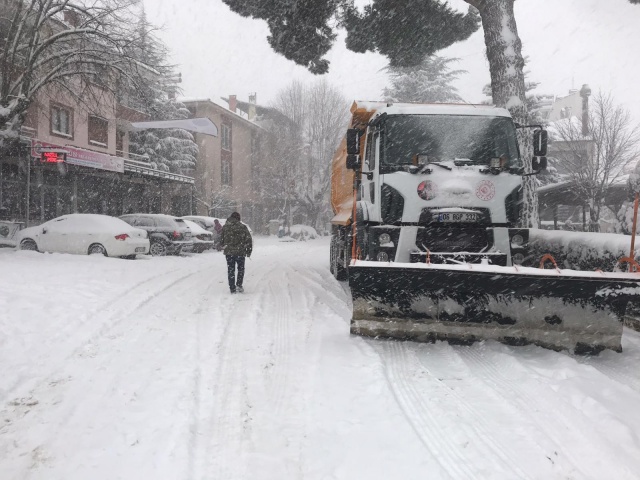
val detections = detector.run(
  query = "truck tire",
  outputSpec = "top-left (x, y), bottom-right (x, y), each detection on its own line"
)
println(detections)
top-left (331, 234), bottom-right (348, 281)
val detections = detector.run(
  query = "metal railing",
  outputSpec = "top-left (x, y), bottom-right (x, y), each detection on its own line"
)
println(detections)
top-left (123, 158), bottom-right (194, 184)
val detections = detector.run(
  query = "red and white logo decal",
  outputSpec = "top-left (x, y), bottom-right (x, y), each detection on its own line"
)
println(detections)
top-left (476, 180), bottom-right (495, 201)
top-left (417, 180), bottom-right (437, 200)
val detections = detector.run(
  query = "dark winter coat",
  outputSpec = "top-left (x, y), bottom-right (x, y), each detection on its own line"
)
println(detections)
top-left (220, 218), bottom-right (253, 257)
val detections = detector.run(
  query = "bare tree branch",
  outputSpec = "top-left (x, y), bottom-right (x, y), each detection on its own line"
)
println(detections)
top-left (551, 92), bottom-right (640, 230)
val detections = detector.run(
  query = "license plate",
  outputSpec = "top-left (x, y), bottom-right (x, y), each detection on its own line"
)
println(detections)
top-left (135, 247), bottom-right (146, 252)
top-left (438, 213), bottom-right (479, 223)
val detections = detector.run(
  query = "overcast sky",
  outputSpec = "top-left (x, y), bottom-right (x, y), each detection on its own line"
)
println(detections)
top-left (144, 0), bottom-right (640, 123)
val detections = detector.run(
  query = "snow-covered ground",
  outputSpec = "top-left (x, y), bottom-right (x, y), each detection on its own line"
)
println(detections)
top-left (2, 237), bottom-right (640, 479)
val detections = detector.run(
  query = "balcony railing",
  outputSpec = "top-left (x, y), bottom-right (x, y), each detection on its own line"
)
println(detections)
top-left (123, 158), bottom-right (194, 184)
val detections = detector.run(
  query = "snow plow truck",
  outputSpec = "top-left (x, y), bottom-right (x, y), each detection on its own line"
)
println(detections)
top-left (330, 101), bottom-right (640, 354)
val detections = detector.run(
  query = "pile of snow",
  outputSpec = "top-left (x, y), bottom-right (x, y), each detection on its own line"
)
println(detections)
top-left (289, 224), bottom-right (318, 241)
top-left (530, 228), bottom-right (634, 271)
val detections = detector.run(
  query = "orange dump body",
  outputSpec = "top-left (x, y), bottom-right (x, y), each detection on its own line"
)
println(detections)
top-left (331, 101), bottom-right (381, 226)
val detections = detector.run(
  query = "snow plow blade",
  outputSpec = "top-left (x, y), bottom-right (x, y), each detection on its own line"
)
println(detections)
top-left (349, 262), bottom-right (640, 354)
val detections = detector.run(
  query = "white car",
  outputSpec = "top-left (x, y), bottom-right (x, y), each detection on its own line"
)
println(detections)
top-left (182, 215), bottom-right (252, 234)
top-left (17, 214), bottom-right (149, 258)
top-left (183, 219), bottom-right (215, 253)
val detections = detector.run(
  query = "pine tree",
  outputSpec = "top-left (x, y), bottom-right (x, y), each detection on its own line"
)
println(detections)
top-left (383, 56), bottom-right (464, 104)
top-left (221, 0), bottom-right (480, 74)
top-left (130, 99), bottom-right (198, 173)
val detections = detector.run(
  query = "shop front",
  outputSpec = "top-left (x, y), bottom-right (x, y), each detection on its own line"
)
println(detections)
top-left (0, 138), bottom-right (194, 228)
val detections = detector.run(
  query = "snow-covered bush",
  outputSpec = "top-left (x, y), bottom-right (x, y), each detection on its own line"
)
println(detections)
top-left (529, 229), bottom-right (634, 271)
top-left (289, 225), bottom-right (318, 241)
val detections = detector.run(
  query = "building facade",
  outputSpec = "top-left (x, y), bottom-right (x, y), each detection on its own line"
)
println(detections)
top-left (183, 98), bottom-right (268, 231)
top-left (0, 84), bottom-right (194, 227)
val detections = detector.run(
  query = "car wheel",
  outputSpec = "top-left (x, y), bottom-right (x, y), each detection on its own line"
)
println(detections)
top-left (20, 238), bottom-right (39, 252)
top-left (88, 243), bottom-right (108, 256)
top-left (149, 241), bottom-right (167, 256)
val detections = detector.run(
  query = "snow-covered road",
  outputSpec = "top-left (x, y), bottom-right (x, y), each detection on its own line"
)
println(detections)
top-left (2, 237), bottom-right (640, 479)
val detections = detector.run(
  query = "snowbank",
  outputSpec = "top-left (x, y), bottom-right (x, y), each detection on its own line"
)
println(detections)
top-left (289, 224), bottom-right (318, 241)
top-left (530, 228), bottom-right (634, 271)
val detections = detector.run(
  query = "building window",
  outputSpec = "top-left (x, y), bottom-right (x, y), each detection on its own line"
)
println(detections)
top-left (51, 104), bottom-right (73, 137)
top-left (88, 115), bottom-right (109, 147)
top-left (222, 157), bottom-right (232, 186)
top-left (221, 123), bottom-right (231, 151)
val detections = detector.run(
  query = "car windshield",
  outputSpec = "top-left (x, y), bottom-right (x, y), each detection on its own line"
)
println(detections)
top-left (383, 115), bottom-right (521, 168)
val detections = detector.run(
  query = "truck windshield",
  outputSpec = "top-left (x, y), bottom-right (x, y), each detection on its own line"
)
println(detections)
top-left (382, 115), bottom-right (521, 168)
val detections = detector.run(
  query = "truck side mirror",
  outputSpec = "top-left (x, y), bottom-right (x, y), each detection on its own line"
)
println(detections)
top-left (532, 156), bottom-right (548, 172)
top-left (346, 154), bottom-right (361, 170)
top-left (346, 129), bottom-right (361, 155)
top-left (533, 129), bottom-right (548, 157)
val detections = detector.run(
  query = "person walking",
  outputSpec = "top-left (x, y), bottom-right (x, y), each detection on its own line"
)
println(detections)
top-left (220, 212), bottom-right (253, 294)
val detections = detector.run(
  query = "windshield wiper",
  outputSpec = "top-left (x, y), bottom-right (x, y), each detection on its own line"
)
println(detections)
top-left (427, 162), bottom-right (452, 171)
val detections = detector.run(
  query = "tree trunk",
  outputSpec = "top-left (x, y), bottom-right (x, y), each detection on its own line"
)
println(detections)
top-left (468, 0), bottom-right (538, 227)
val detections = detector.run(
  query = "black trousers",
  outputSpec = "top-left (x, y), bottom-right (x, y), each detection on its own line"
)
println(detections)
top-left (226, 255), bottom-right (245, 291)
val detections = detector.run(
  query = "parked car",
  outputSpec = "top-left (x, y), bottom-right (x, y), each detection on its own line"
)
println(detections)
top-left (120, 214), bottom-right (193, 256)
top-left (182, 215), bottom-right (218, 232)
top-left (17, 214), bottom-right (149, 258)
top-left (183, 215), bottom-right (253, 234)
top-left (183, 219), bottom-right (215, 253)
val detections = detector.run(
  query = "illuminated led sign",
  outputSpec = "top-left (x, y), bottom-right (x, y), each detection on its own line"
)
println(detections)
top-left (40, 151), bottom-right (66, 164)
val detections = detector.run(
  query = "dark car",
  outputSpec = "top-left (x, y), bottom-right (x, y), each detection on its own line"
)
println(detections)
top-left (120, 214), bottom-right (193, 256)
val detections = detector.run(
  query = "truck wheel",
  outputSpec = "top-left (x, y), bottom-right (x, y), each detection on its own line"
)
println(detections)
top-left (331, 235), bottom-right (348, 281)
top-left (329, 238), bottom-right (336, 275)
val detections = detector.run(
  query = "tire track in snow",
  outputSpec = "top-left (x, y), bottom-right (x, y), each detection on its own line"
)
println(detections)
top-left (412, 343), bottom-right (541, 480)
top-left (1, 263), bottom-right (210, 406)
top-left (265, 269), bottom-right (294, 414)
top-left (458, 345), bottom-right (639, 479)
top-left (577, 330), bottom-right (640, 394)
top-left (293, 267), bottom-right (352, 323)
top-left (376, 341), bottom-right (479, 480)
top-left (187, 285), bottom-right (238, 480)
top-left (190, 260), bottom-right (273, 480)
top-left (0, 268), bottom-right (218, 478)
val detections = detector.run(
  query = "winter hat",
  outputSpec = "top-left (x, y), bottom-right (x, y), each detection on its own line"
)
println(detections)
top-left (230, 212), bottom-right (241, 221)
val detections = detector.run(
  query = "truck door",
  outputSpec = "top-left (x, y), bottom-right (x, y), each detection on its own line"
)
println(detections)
top-left (361, 129), bottom-right (378, 212)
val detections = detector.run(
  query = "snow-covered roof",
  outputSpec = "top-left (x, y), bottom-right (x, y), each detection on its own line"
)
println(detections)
top-left (354, 100), bottom-right (512, 119)
top-left (179, 97), bottom-right (266, 131)
top-left (547, 116), bottom-right (592, 141)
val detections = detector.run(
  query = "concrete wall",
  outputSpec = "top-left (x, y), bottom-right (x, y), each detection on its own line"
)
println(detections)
top-left (185, 100), bottom-right (262, 221)
top-left (548, 90), bottom-right (583, 122)
top-left (26, 84), bottom-right (122, 155)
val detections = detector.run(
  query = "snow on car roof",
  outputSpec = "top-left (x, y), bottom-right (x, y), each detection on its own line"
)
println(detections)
top-left (183, 219), bottom-right (209, 234)
top-left (46, 214), bottom-right (135, 232)
top-left (182, 215), bottom-right (220, 223)
top-left (121, 213), bottom-right (181, 219)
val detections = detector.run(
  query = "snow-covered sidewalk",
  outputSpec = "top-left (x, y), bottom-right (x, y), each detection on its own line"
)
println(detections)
top-left (2, 237), bottom-right (640, 479)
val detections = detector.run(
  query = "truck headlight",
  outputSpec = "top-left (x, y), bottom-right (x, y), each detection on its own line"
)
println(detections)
top-left (512, 253), bottom-right (525, 265)
top-left (379, 233), bottom-right (391, 245)
top-left (377, 252), bottom-right (389, 262)
top-left (511, 234), bottom-right (524, 246)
